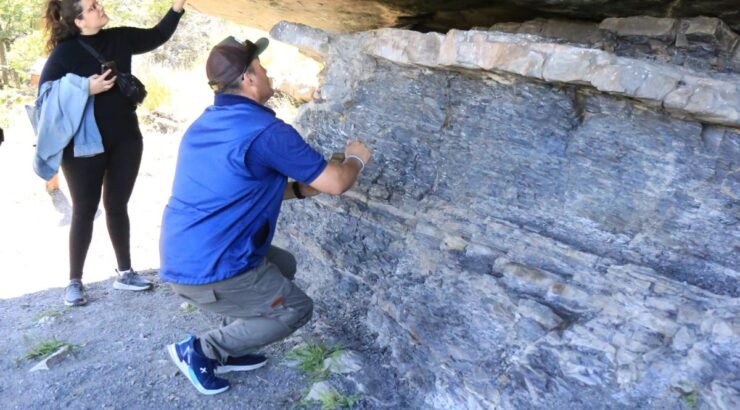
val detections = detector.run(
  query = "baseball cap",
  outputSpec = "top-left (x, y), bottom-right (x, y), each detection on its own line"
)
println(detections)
top-left (206, 36), bottom-right (269, 92)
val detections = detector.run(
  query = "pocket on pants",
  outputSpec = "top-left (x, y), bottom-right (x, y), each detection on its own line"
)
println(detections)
top-left (175, 286), bottom-right (217, 305)
top-left (210, 263), bottom-right (292, 318)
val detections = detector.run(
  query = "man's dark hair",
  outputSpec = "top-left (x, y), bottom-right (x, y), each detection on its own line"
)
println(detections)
top-left (218, 64), bottom-right (255, 95)
top-left (0, 126), bottom-right (4, 146)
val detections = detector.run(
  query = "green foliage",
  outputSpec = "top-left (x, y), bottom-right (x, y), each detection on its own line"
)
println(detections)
top-left (682, 391), bottom-right (698, 409)
top-left (674, 382), bottom-right (700, 410)
top-left (103, 0), bottom-right (172, 28)
top-left (317, 391), bottom-right (361, 410)
top-left (7, 30), bottom-right (44, 84)
top-left (287, 343), bottom-right (340, 380)
top-left (0, 0), bottom-right (42, 43)
top-left (141, 75), bottom-right (171, 112)
top-left (0, 0), bottom-right (254, 128)
top-left (19, 338), bottom-right (69, 361)
top-left (144, 0), bottom-right (173, 23)
top-left (0, 0), bottom-right (44, 88)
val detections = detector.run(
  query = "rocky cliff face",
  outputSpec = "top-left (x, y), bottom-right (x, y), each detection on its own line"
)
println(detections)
top-left (266, 17), bottom-right (739, 409)
top-left (188, 0), bottom-right (740, 33)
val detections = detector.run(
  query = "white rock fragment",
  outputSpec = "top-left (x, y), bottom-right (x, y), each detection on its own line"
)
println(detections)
top-left (323, 350), bottom-right (363, 374)
top-left (29, 345), bottom-right (71, 372)
top-left (179, 302), bottom-right (196, 312)
top-left (305, 381), bottom-right (337, 401)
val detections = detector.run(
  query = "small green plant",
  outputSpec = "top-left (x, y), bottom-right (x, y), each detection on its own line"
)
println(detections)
top-left (180, 302), bottom-right (197, 314)
top-left (32, 308), bottom-right (66, 322)
top-left (674, 382), bottom-right (699, 409)
top-left (317, 391), bottom-right (361, 410)
top-left (286, 343), bottom-right (340, 380)
top-left (19, 338), bottom-right (69, 361)
top-left (682, 390), bottom-right (698, 409)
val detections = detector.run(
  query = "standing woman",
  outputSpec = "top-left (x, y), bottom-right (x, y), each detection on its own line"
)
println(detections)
top-left (40, 0), bottom-right (186, 306)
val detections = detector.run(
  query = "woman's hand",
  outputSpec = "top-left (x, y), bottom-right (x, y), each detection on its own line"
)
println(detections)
top-left (88, 70), bottom-right (116, 96)
top-left (172, 0), bottom-right (186, 12)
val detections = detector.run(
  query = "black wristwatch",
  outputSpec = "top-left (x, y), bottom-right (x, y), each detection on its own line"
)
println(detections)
top-left (292, 181), bottom-right (305, 199)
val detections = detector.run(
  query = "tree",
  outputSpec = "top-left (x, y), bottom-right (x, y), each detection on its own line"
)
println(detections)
top-left (0, 0), bottom-right (43, 87)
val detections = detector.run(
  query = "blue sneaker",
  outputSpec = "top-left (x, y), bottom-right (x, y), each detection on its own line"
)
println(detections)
top-left (167, 335), bottom-right (229, 395)
top-left (215, 353), bottom-right (267, 374)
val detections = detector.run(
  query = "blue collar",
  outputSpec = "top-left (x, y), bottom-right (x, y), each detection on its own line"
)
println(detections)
top-left (214, 93), bottom-right (275, 115)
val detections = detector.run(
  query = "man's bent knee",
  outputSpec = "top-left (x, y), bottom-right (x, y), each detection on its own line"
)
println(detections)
top-left (282, 295), bottom-right (313, 333)
top-left (293, 297), bottom-right (313, 330)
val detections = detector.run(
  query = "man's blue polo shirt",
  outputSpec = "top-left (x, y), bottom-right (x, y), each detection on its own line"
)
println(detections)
top-left (159, 94), bottom-right (327, 285)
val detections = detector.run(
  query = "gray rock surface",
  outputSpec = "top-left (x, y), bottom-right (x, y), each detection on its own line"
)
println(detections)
top-left (271, 21), bottom-right (740, 409)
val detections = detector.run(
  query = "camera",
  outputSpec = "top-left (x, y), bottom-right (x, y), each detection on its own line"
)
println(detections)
top-left (101, 61), bottom-right (118, 80)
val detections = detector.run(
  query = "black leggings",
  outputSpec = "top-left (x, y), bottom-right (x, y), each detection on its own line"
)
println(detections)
top-left (61, 136), bottom-right (143, 280)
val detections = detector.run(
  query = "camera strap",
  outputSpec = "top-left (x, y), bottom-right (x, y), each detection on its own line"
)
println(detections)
top-left (76, 38), bottom-right (107, 64)
top-left (76, 38), bottom-right (147, 105)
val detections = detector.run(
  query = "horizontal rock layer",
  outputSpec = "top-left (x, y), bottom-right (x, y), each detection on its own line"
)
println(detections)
top-left (362, 27), bottom-right (740, 127)
top-left (492, 16), bottom-right (740, 74)
top-left (271, 21), bottom-right (740, 409)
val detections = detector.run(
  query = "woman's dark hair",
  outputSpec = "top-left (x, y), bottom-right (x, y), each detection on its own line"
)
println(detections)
top-left (44, 0), bottom-right (84, 53)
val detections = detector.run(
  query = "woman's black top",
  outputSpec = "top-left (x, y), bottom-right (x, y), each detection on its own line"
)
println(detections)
top-left (39, 9), bottom-right (183, 142)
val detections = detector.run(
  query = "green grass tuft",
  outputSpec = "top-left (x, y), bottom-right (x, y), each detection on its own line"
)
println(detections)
top-left (317, 390), bottom-right (361, 410)
top-left (286, 343), bottom-right (341, 380)
top-left (682, 391), bottom-right (698, 409)
top-left (675, 381), bottom-right (699, 410)
top-left (20, 338), bottom-right (69, 361)
top-left (32, 308), bottom-right (66, 322)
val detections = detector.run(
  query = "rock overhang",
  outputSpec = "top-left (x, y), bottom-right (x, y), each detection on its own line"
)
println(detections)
top-left (187, 0), bottom-right (740, 33)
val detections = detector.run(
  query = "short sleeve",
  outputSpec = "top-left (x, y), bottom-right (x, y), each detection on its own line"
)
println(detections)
top-left (246, 122), bottom-right (327, 184)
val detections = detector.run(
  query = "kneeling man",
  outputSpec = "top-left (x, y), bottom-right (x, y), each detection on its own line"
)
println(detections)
top-left (159, 36), bottom-right (371, 395)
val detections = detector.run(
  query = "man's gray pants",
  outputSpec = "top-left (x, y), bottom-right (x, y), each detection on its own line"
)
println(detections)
top-left (170, 246), bottom-right (313, 362)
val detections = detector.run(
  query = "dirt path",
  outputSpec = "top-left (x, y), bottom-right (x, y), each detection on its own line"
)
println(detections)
top-left (0, 110), bottom-right (179, 300)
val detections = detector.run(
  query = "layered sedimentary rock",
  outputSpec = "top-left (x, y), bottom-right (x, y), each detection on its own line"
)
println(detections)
top-left (188, 0), bottom-right (740, 33)
top-left (269, 18), bottom-right (740, 409)
top-left (493, 16), bottom-right (740, 74)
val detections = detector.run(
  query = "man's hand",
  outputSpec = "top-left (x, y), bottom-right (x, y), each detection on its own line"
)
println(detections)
top-left (88, 71), bottom-right (116, 96)
top-left (172, 0), bottom-right (186, 12)
top-left (308, 140), bottom-right (373, 195)
top-left (344, 140), bottom-right (372, 167)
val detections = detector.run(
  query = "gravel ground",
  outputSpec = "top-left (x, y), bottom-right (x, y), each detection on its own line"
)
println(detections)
top-left (1, 272), bottom-right (409, 409)
top-left (0, 112), bottom-right (410, 409)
